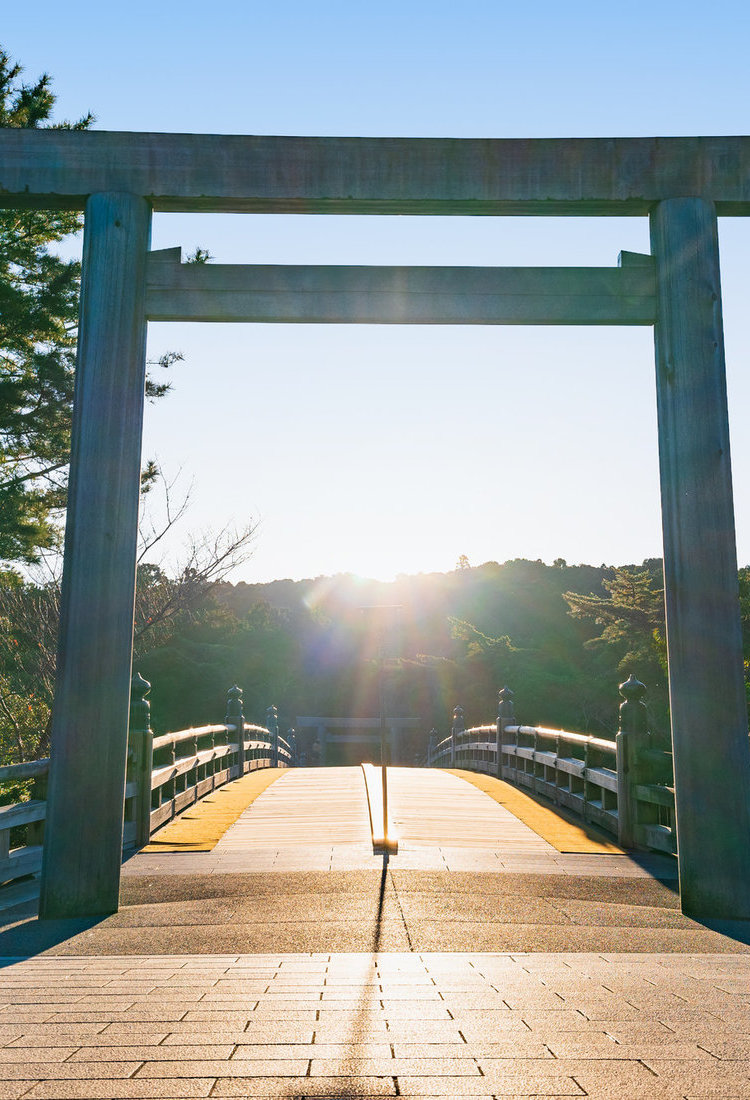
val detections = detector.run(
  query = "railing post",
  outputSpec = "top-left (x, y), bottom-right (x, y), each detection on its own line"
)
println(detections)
top-left (496, 686), bottom-right (514, 779)
top-left (225, 685), bottom-right (245, 776)
top-left (129, 672), bottom-right (153, 850)
top-left (451, 705), bottom-right (464, 767)
top-left (616, 674), bottom-right (649, 849)
top-left (428, 728), bottom-right (437, 767)
top-left (27, 770), bottom-right (48, 849)
top-left (267, 705), bottom-right (279, 767)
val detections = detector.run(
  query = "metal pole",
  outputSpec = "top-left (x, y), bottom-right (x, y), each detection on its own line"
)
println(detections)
top-left (379, 643), bottom-right (388, 841)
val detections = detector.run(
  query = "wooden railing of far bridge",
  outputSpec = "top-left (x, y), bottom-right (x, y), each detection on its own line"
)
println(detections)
top-left (428, 677), bottom-right (676, 857)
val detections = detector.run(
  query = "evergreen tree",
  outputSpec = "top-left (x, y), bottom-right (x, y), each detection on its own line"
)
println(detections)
top-left (0, 49), bottom-right (93, 566)
top-left (563, 564), bottom-right (669, 732)
top-left (563, 565), bottom-right (666, 673)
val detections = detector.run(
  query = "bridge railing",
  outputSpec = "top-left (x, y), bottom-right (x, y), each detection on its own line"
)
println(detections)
top-left (0, 758), bottom-right (49, 900)
top-left (428, 677), bottom-right (676, 855)
top-left (0, 678), bottom-right (291, 899)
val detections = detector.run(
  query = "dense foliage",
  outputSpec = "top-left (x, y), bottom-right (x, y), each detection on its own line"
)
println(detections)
top-left (0, 50), bottom-right (92, 565)
top-left (130, 557), bottom-right (677, 763)
top-left (10, 551), bottom-right (750, 768)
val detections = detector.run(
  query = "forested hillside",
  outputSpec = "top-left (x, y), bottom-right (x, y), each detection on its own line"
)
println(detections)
top-left (8, 544), bottom-right (749, 766)
top-left (132, 557), bottom-right (671, 749)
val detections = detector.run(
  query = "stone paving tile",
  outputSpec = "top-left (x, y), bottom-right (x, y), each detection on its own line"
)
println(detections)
top-left (164, 1025), bottom-right (317, 1043)
top-left (137, 1057), bottom-right (311, 1076)
top-left (6, 1025), bottom-right (110, 1043)
top-left (0, 1046), bottom-right (76, 1061)
top-left (211, 1076), bottom-right (397, 1095)
top-left (0, 1086), bottom-right (39, 1100)
top-left (598, 1020), bottom-right (688, 1041)
top-left (67, 1044), bottom-right (235, 1060)
top-left (313, 1022), bottom-right (391, 1039)
top-left (0, 1025), bottom-right (24, 1041)
top-left (393, 1040), bottom-right (553, 1059)
top-left (396, 1078), bottom-right (584, 1096)
top-left (233, 1041), bottom-right (394, 1058)
top-left (0, 1061), bottom-right (142, 1079)
top-left (642, 1057), bottom-right (750, 1084)
top-left (310, 1056), bottom-right (483, 1075)
top-left (544, 1034), bottom-right (713, 1060)
top-left (23, 1083), bottom-right (215, 1098)
top-left (46, 1009), bottom-right (189, 1023)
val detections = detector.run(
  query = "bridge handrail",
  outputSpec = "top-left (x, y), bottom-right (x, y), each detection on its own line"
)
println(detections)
top-left (0, 758), bottom-right (50, 783)
top-left (428, 678), bottom-right (675, 856)
top-left (151, 724), bottom-right (236, 752)
top-left (0, 680), bottom-right (293, 901)
top-left (0, 758), bottom-right (50, 897)
top-left (506, 725), bottom-right (617, 755)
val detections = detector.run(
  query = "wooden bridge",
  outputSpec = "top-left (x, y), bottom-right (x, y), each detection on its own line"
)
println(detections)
top-left (0, 672), bottom-right (675, 912)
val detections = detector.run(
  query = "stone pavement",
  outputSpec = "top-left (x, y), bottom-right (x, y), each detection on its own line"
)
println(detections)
top-left (2, 766), bottom-right (750, 1097)
top-left (4, 950), bottom-right (750, 1097)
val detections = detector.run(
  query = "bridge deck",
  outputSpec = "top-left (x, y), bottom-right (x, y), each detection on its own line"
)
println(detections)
top-left (2, 767), bottom-right (750, 1098)
top-left (135, 766), bottom-right (623, 874)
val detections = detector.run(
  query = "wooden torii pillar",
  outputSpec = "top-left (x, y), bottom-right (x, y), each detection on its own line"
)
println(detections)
top-left (1, 132), bottom-right (744, 921)
top-left (650, 198), bottom-right (750, 918)
top-left (39, 193), bottom-right (152, 918)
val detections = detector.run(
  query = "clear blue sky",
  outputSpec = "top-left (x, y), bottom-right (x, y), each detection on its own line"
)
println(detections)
top-left (5, 2), bottom-right (750, 580)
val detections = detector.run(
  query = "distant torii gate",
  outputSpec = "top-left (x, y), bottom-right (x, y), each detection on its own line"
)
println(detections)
top-left (2, 132), bottom-right (750, 920)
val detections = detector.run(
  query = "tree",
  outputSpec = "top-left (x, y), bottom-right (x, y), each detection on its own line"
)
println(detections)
top-left (0, 506), bottom-right (258, 763)
top-left (0, 50), bottom-right (92, 566)
top-left (0, 50), bottom-right (182, 570)
top-left (563, 564), bottom-right (669, 732)
top-left (564, 565), bottom-right (666, 671)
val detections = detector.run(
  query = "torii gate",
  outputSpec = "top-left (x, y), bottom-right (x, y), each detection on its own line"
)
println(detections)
top-left (2, 132), bottom-right (749, 920)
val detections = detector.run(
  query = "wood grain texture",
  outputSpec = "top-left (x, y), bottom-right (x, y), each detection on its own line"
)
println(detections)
top-left (3, 131), bottom-right (750, 213)
top-left (145, 261), bottom-right (656, 325)
top-left (650, 197), bottom-right (750, 919)
top-left (39, 192), bottom-right (151, 920)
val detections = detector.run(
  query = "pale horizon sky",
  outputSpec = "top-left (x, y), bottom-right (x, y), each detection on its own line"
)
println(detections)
top-left (5, 2), bottom-right (750, 582)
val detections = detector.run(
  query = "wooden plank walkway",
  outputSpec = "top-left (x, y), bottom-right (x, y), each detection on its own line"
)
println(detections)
top-left (142, 766), bottom-right (617, 857)
top-left (387, 767), bottom-right (555, 850)
top-left (214, 767), bottom-right (372, 850)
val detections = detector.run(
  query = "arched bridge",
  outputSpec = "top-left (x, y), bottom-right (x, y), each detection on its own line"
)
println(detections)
top-left (0, 673), bottom-right (676, 918)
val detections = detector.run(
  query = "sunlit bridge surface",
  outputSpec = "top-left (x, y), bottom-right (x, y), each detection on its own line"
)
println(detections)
top-left (127, 765), bottom-right (614, 874)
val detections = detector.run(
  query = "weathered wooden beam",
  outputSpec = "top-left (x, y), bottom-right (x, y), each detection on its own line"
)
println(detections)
top-left (145, 254), bottom-right (656, 325)
top-left (3, 131), bottom-right (750, 213)
top-left (651, 197), bottom-right (750, 920)
top-left (39, 193), bottom-right (151, 920)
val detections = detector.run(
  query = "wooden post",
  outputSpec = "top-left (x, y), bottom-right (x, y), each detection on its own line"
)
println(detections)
top-left (615, 674), bottom-right (649, 849)
top-left (39, 192), bottom-right (151, 919)
top-left (451, 705), bottom-right (464, 767)
top-left (267, 705), bottom-right (279, 767)
top-left (226, 685), bottom-right (245, 775)
top-left (496, 686), bottom-right (514, 780)
top-left (650, 197), bottom-right (750, 918)
top-left (129, 672), bottom-right (154, 850)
